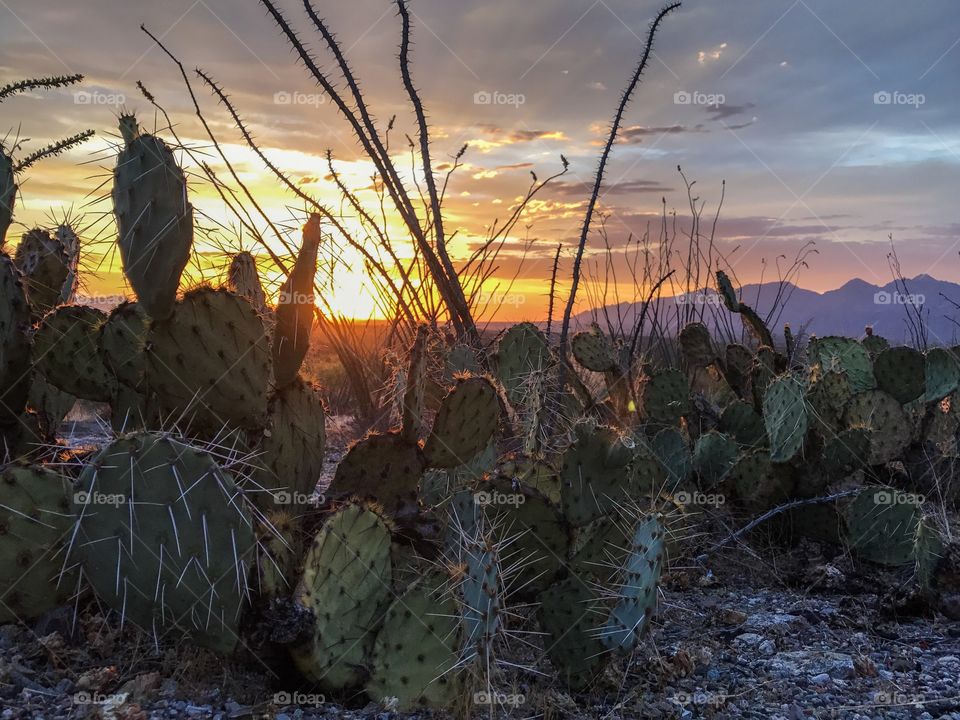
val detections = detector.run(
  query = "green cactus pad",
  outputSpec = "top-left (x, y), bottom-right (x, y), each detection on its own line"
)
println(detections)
top-left (763, 375), bottom-right (809, 463)
top-left (716, 270), bottom-right (738, 311)
top-left (419, 441), bottom-right (497, 508)
top-left (109, 383), bottom-right (150, 433)
top-left (146, 287), bottom-right (270, 431)
top-left (719, 400), bottom-right (767, 448)
top-left (423, 376), bottom-right (500, 469)
top-left (843, 389), bottom-right (910, 464)
top-left (99, 301), bottom-right (149, 390)
top-left (495, 322), bottom-right (551, 407)
top-left (0, 254), bottom-right (31, 426)
top-left (809, 336), bottom-right (876, 394)
top-left (861, 332), bottom-right (890, 358)
top-left (806, 370), bottom-right (853, 438)
top-left (679, 322), bottom-right (715, 368)
top-left (249, 378), bottom-right (326, 510)
top-left (400, 326), bottom-right (428, 444)
top-left (650, 427), bottom-right (692, 489)
top-left (538, 574), bottom-right (608, 690)
top-left (598, 514), bottom-right (664, 652)
top-left (724, 343), bottom-right (754, 398)
top-left (822, 427), bottom-right (872, 478)
top-left (924, 348), bottom-right (960, 403)
top-left (560, 425), bottom-right (634, 526)
top-left (693, 431), bottom-right (739, 487)
top-left (73, 432), bottom-right (256, 653)
top-left (0, 464), bottom-right (76, 623)
top-left (572, 325), bottom-right (618, 372)
top-left (845, 488), bottom-right (923, 566)
top-left (914, 518), bottom-right (943, 588)
top-left (571, 515), bottom-right (631, 579)
top-left (444, 343), bottom-right (481, 378)
top-left (495, 455), bottom-right (561, 504)
top-left (292, 503), bottom-right (392, 689)
top-left (458, 533), bottom-right (503, 667)
top-left (33, 305), bottom-right (116, 402)
top-left (639, 368), bottom-right (691, 425)
top-left (0, 150), bottom-right (14, 245)
top-left (27, 374), bottom-right (75, 438)
top-left (873, 346), bottom-right (925, 405)
top-left (272, 229), bottom-right (319, 387)
top-left (366, 574), bottom-right (462, 709)
top-left (328, 431), bottom-right (425, 516)
top-left (14, 228), bottom-right (70, 320)
top-left (730, 449), bottom-right (794, 512)
top-left (113, 117), bottom-right (193, 319)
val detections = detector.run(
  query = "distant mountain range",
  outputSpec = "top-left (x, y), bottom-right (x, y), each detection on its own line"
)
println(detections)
top-left (572, 275), bottom-right (960, 345)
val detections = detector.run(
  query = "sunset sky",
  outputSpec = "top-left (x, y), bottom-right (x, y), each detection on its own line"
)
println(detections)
top-left (1, 0), bottom-right (959, 320)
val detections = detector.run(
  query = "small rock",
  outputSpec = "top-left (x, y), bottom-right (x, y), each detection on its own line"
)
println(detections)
top-left (733, 632), bottom-right (764, 648)
top-left (720, 609), bottom-right (748, 625)
top-left (810, 672), bottom-right (831, 684)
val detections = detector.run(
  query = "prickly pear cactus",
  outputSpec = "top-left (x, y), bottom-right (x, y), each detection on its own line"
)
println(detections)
top-left (843, 389), bottom-right (910, 464)
top-left (419, 441), bottom-right (497, 508)
top-left (423, 375), bottom-right (500, 469)
top-left (256, 509), bottom-right (301, 599)
top-left (366, 574), bottom-right (462, 709)
top-left (679, 322), bottom-right (715, 368)
top-left (327, 431), bottom-right (425, 516)
top-left (806, 370), bottom-right (852, 438)
top-left (292, 503), bottom-right (392, 689)
top-left (716, 271), bottom-right (774, 347)
top-left (729, 448), bottom-right (794, 512)
top-left (719, 400), bottom-right (767, 448)
top-left (724, 343), bottom-right (754, 398)
top-left (273, 216), bottom-right (320, 387)
top-left (495, 454), bottom-right (561, 503)
top-left (14, 228), bottom-right (69, 320)
top-left (250, 378), bottom-right (325, 510)
top-left (73, 432), bottom-right (256, 653)
top-left (560, 424), bottom-right (634, 526)
top-left (639, 368), bottom-right (691, 425)
top-left (99, 301), bottom-right (149, 390)
top-left (112, 115), bottom-right (193, 319)
top-left (226, 251), bottom-right (268, 315)
top-left (538, 575), bottom-right (608, 689)
top-left (821, 427), bottom-right (871, 478)
top-left (572, 324), bottom-right (618, 372)
top-left (0, 255), bottom-right (33, 426)
top-left (27, 375), bottom-right (75, 438)
top-left (924, 348), bottom-right (960, 403)
top-left (873, 346), bottom-right (925, 405)
top-left (400, 325), bottom-right (428, 444)
top-left (495, 322), bottom-right (551, 407)
top-left (458, 532), bottom-right (503, 668)
top-left (861, 330), bottom-right (890, 358)
top-left (599, 514), bottom-right (664, 652)
top-left (0, 148), bottom-right (14, 245)
top-left (763, 375), bottom-right (808, 462)
top-left (54, 224), bottom-right (80, 304)
top-left (693, 431), bottom-right (739, 487)
top-left (651, 427), bottom-right (692, 489)
top-left (845, 488), bottom-right (924, 566)
top-left (0, 464), bottom-right (76, 623)
top-left (33, 305), bottom-right (116, 402)
top-left (146, 287), bottom-right (270, 432)
top-left (809, 336), bottom-right (875, 394)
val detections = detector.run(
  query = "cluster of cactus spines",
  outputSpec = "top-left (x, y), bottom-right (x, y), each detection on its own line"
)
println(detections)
top-left (845, 488), bottom-right (924, 566)
top-left (716, 270), bottom-right (775, 348)
top-left (458, 531), bottom-right (504, 669)
top-left (423, 376), bottom-right (500, 468)
top-left (763, 374), bottom-right (809, 462)
top-left (693, 431), bottom-right (739, 487)
top-left (72, 432), bottom-right (257, 653)
top-left (924, 347), bottom-right (960, 402)
top-left (146, 287), bottom-right (270, 432)
top-left (0, 254), bottom-right (32, 427)
top-left (226, 251), bottom-right (268, 315)
top-left (33, 305), bottom-right (117, 402)
top-left (842, 389), bottom-right (910, 464)
top-left (365, 574), bottom-right (462, 709)
top-left (112, 114), bottom-right (193, 320)
top-left (292, 503), bottom-right (393, 689)
top-left (560, 423), bottom-right (634, 526)
top-left (873, 346), bottom-right (925, 404)
top-left (273, 215), bottom-right (320, 387)
top-left (0, 464), bottom-right (77, 623)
